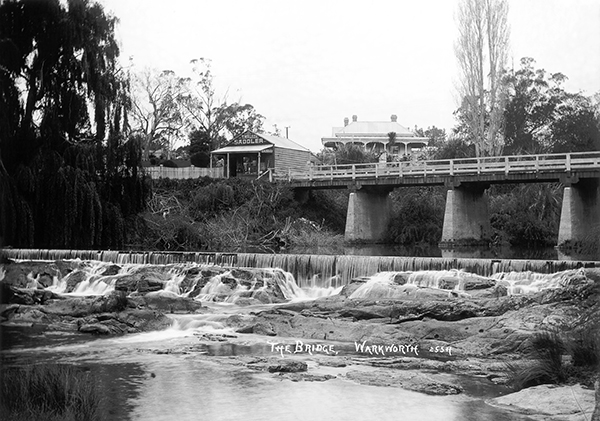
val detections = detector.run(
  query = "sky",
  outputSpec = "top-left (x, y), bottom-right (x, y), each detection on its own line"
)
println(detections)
top-left (99, 0), bottom-right (600, 153)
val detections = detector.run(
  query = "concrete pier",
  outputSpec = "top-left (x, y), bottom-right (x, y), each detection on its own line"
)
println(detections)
top-left (345, 188), bottom-right (392, 242)
top-left (558, 179), bottom-right (600, 248)
top-left (440, 184), bottom-right (492, 245)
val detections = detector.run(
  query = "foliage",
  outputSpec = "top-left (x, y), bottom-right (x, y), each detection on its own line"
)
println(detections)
top-left (132, 178), bottom-right (346, 252)
top-left (298, 190), bottom-right (349, 233)
top-left (276, 217), bottom-right (345, 250)
top-left (129, 68), bottom-right (187, 160)
top-left (179, 58), bottom-right (265, 151)
top-left (0, 364), bottom-right (102, 421)
top-left (413, 126), bottom-right (448, 148)
top-left (569, 280), bottom-right (600, 370)
top-left (489, 184), bottom-right (561, 247)
top-left (388, 188), bottom-right (445, 244)
top-left (431, 137), bottom-right (476, 159)
top-left (454, 0), bottom-right (510, 156)
top-left (503, 57), bottom-right (600, 155)
top-left (507, 331), bottom-right (567, 390)
top-left (0, 0), bottom-right (149, 249)
top-left (188, 129), bottom-right (212, 167)
top-left (327, 143), bottom-right (380, 165)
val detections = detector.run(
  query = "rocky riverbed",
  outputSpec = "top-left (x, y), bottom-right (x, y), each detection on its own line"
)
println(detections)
top-left (1, 258), bottom-right (599, 420)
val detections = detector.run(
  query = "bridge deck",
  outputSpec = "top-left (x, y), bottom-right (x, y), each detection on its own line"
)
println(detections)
top-left (272, 151), bottom-right (600, 188)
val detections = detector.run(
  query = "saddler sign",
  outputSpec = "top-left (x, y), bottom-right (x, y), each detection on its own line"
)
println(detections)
top-left (211, 130), bottom-right (315, 178)
top-left (230, 132), bottom-right (270, 146)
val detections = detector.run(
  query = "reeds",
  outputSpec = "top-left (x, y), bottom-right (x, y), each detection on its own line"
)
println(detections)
top-left (0, 364), bottom-right (102, 421)
top-left (507, 331), bottom-right (567, 390)
top-left (508, 329), bottom-right (600, 391)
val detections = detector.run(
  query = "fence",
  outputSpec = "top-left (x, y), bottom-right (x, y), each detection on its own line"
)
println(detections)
top-left (272, 151), bottom-right (600, 182)
top-left (145, 166), bottom-right (224, 180)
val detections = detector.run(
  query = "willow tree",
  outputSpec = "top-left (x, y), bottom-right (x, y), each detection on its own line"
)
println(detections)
top-left (0, 0), bottom-right (148, 249)
top-left (455, 0), bottom-right (510, 157)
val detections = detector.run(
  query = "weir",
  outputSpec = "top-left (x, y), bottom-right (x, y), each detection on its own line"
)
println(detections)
top-left (2, 249), bottom-right (599, 287)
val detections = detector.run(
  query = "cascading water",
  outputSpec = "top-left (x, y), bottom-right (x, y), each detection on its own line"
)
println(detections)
top-left (4, 248), bottom-right (598, 281)
top-left (2, 250), bottom-right (593, 421)
top-left (3, 249), bottom-right (596, 303)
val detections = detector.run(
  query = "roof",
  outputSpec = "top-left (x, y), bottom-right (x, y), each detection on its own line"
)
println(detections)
top-left (211, 144), bottom-right (272, 154)
top-left (335, 121), bottom-right (414, 137)
top-left (254, 132), bottom-right (311, 152)
top-left (212, 131), bottom-right (311, 154)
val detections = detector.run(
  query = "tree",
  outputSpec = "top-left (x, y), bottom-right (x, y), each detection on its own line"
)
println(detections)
top-left (503, 57), bottom-right (600, 154)
top-left (180, 58), bottom-right (265, 150)
top-left (331, 143), bottom-right (379, 165)
top-left (432, 136), bottom-right (475, 159)
top-left (454, 0), bottom-right (510, 156)
top-left (188, 129), bottom-right (211, 167)
top-left (0, 0), bottom-right (148, 248)
top-left (414, 126), bottom-right (447, 148)
top-left (129, 68), bottom-right (187, 160)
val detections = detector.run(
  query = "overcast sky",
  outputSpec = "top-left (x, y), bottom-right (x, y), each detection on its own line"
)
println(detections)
top-left (99, 0), bottom-right (600, 152)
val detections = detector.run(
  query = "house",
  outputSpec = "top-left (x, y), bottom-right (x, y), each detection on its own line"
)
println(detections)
top-left (321, 115), bottom-right (429, 158)
top-left (211, 131), bottom-right (316, 178)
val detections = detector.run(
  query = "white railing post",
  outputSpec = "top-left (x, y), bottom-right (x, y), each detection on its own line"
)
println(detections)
top-left (288, 168), bottom-right (291, 182)
top-left (535, 155), bottom-right (539, 171)
top-left (505, 156), bottom-right (509, 175)
top-left (309, 164), bottom-right (314, 180)
top-left (375, 163), bottom-right (379, 178)
top-left (566, 153), bottom-right (571, 171)
top-left (450, 159), bottom-right (454, 176)
top-left (352, 164), bottom-right (356, 180)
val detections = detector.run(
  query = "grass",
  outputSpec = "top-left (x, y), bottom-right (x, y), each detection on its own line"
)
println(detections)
top-left (508, 327), bottom-right (600, 391)
top-left (0, 364), bottom-right (102, 421)
top-left (507, 331), bottom-right (567, 390)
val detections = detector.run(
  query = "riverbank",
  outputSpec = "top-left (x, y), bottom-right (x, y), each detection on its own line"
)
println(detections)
top-left (1, 257), bottom-right (598, 420)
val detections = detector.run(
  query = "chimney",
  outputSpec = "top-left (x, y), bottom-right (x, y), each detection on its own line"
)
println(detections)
top-left (344, 117), bottom-right (349, 127)
top-left (352, 115), bottom-right (357, 122)
top-left (391, 114), bottom-right (397, 122)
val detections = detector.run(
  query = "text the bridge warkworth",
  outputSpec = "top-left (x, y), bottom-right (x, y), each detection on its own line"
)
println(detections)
top-left (270, 151), bottom-right (600, 246)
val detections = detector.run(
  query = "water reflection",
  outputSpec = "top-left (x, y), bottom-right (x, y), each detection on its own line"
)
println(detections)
top-left (1, 325), bottom-right (539, 421)
top-left (289, 243), bottom-right (599, 261)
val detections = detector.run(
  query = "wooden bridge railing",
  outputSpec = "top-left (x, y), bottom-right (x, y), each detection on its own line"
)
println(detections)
top-left (272, 151), bottom-right (600, 183)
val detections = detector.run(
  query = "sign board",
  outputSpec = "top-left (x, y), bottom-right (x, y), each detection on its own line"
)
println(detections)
top-left (230, 132), bottom-right (269, 146)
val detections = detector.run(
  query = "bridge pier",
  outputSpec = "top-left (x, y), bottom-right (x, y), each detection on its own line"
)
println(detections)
top-left (558, 179), bottom-right (600, 249)
top-left (345, 187), bottom-right (392, 242)
top-left (440, 183), bottom-right (492, 246)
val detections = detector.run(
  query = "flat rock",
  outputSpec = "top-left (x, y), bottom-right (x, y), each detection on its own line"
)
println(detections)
top-left (345, 368), bottom-right (463, 395)
top-left (267, 360), bottom-right (308, 373)
top-left (487, 384), bottom-right (595, 420)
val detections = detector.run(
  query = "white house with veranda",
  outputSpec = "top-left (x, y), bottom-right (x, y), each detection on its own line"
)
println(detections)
top-left (321, 114), bottom-right (429, 159)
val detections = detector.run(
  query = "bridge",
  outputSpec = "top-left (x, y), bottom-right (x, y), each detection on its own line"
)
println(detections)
top-left (269, 151), bottom-right (600, 247)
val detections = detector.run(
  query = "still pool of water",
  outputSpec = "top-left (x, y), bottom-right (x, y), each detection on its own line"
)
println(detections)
top-left (2, 316), bottom-right (537, 421)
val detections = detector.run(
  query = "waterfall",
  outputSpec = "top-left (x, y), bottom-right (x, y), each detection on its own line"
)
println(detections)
top-left (2, 249), bottom-right (597, 299)
top-left (3, 249), bottom-right (597, 283)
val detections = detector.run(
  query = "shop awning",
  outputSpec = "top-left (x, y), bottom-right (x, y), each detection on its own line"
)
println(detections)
top-left (211, 145), bottom-right (273, 154)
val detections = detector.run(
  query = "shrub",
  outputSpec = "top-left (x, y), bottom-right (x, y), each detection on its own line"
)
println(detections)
top-left (507, 331), bottom-right (567, 390)
top-left (490, 184), bottom-right (561, 247)
top-left (0, 364), bottom-right (102, 421)
top-left (388, 187), bottom-right (445, 245)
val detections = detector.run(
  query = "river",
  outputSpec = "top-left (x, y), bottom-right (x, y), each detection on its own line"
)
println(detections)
top-left (2, 248), bottom-right (595, 420)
